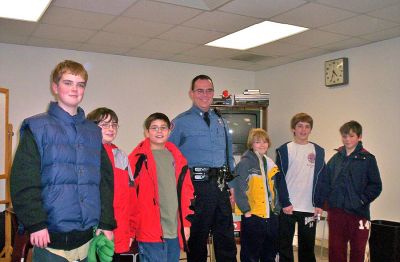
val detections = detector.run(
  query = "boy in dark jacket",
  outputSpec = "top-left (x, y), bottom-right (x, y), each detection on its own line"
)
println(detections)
top-left (10, 60), bottom-right (116, 261)
top-left (323, 120), bottom-right (382, 262)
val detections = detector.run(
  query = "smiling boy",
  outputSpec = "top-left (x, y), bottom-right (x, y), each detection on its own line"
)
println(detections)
top-left (322, 120), bottom-right (382, 262)
top-left (276, 113), bottom-right (326, 262)
top-left (127, 113), bottom-right (194, 262)
top-left (10, 60), bottom-right (116, 261)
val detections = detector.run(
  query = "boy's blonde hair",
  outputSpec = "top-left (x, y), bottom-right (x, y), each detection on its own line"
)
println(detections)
top-left (51, 60), bottom-right (88, 84)
top-left (247, 128), bottom-right (271, 149)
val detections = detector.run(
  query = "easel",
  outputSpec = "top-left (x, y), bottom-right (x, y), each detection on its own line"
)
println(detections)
top-left (0, 88), bottom-right (13, 262)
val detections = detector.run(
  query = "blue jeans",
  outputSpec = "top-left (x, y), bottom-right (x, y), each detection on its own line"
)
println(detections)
top-left (138, 238), bottom-right (180, 262)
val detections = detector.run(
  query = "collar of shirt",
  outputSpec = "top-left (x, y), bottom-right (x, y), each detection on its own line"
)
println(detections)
top-left (190, 105), bottom-right (211, 117)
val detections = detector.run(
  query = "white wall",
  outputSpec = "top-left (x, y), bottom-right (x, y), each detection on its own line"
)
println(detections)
top-left (1, 37), bottom-right (399, 222)
top-left (0, 43), bottom-right (254, 154)
top-left (256, 37), bottom-right (400, 221)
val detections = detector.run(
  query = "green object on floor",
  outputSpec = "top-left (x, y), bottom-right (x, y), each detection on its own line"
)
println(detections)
top-left (87, 232), bottom-right (115, 262)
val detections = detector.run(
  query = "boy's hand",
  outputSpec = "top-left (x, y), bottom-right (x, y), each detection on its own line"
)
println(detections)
top-left (244, 212), bottom-right (252, 218)
top-left (96, 229), bottom-right (114, 241)
top-left (184, 227), bottom-right (191, 240)
top-left (282, 205), bottom-right (294, 215)
top-left (30, 228), bottom-right (50, 248)
top-left (314, 207), bottom-right (323, 218)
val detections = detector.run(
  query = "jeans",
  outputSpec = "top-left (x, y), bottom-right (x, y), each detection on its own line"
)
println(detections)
top-left (240, 214), bottom-right (278, 262)
top-left (138, 238), bottom-right (180, 262)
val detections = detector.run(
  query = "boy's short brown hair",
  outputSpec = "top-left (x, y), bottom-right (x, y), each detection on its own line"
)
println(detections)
top-left (51, 60), bottom-right (88, 85)
top-left (144, 112), bottom-right (171, 130)
top-left (340, 120), bottom-right (362, 136)
top-left (247, 128), bottom-right (271, 149)
top-left (87, 107), bottom-right (118, 124)
top-left (290, 113), bottom-right (313, 129)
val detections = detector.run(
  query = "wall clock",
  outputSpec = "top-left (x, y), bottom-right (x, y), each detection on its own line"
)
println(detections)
top-left (325, 57), bottom-right (349, 87)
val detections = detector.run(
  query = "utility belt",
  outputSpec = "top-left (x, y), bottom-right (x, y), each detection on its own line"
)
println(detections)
top-left (190, 167), bottom-right (223, 182)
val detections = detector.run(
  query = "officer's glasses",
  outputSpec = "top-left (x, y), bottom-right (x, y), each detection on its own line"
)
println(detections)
top-left (149, 126), bottom-right (169, 132)
top-left (193, 88), bottom-right (214, 95)
top-left (99, 122), bottom-right (119, 130)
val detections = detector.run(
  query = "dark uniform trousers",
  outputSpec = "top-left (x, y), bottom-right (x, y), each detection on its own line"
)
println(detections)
top-left (187, 178), bottom-right (237, 262)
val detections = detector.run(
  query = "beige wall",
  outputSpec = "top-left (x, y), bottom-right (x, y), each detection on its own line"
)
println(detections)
top-left (1, 36), bottom-right (399, 222)
top-left (256, 37), bottom-right (400, 221)
top-left (0, 43), bottom-right (254, 154)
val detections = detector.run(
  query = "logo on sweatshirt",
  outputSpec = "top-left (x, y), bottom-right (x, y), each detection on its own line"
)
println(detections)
top-left (308, 153), bottom-right (316, 164)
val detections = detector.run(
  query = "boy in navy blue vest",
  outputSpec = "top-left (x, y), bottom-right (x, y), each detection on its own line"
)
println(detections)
top-left (11, 60), bottom-right (116, 261)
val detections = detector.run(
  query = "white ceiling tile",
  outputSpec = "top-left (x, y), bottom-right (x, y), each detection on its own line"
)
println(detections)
top-left (103, 17), bottom-right (175, 38)
top-left (53, 0), bottom-right (138, 15)
top-left (40, 6), bottom-right (116, 30)
top-left (181, 45), bottom-right (241, 59)
top-left (122, 1), bottom-right (202, 24)
top-left (255, 56), bottom-right (299, 67)
top-left (87, 31), bottom-right (148, 48)
top-left (0, 19), bottom-right (37, 36)
top-left (157, 0), bottom-right (232, 10)
top-left (249, 41), bottom-right (310, 56)
top-left (315, 0), bottom-right (400, 13)
top-left (360, 26), bottom-right (400, 42)
top-left (272, 2), bottom-right (356, 28)
top-left (136, 39), bottom-right (196, 53)
top-left (183, 11), bottom-right (261, 33)
top-left (368, 3), bottom-right (400, 23)
top-left (281, 29), bottom-right (350, 47)
top-left (32, 24), bottom-right (97, 42)
top-left (78, 43), bottom-right (131, 55)
top-left (26, 37), bottom-right (82, 50)
top-left (207, 59), bottom-right (256, 70)
top-left (125, 49), bottom-right (173, 60)
top-left (168, 54), bottom-right (214, 64)
top-left (319, 37), bottom-right (372, 51)
top-left (320, 15), bottom-right (398, 36)
top-left (158, 26), bottom-right (226, 44)
top-left (0, 34), bottom-right (28, 45)
top-left (288, 47), bottom-right (331, 59)
top-left (219, 0), bottom-right (307, 19)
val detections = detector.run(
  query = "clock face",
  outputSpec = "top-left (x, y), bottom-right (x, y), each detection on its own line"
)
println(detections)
top-left (325, 58), bottom-right (348, 87)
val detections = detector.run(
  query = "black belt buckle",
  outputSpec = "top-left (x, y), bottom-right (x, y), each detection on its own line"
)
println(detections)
top-left (192, 167), bottom-right (210, 182)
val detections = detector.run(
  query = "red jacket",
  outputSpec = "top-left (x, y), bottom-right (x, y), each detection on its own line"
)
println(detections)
top-left (119, 138), bottom-right (194, 251)
top-left (104, 143), bottom-right (137, 253)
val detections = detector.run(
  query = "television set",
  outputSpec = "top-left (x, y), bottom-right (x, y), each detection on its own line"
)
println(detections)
top-left (217, 107), bottom-right (263, 155)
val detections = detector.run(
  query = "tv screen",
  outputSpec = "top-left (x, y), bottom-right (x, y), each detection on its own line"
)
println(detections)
top-left (221, 111), bottom-right (260, 155)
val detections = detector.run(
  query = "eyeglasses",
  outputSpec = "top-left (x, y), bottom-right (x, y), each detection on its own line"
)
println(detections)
top-left (99, 122), bottom-right (119, 129)
top-left (193, 88), bottom-right (214, 95)
top-left (148, 126), bottom-right (169, 132)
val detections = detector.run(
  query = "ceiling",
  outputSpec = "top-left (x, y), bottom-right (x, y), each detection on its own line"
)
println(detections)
top-left (1, 0), bottom-right (400, 71)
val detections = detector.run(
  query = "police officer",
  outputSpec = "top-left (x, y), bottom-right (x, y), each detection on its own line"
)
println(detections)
top-left (169, 75), bottom-right (237, 262)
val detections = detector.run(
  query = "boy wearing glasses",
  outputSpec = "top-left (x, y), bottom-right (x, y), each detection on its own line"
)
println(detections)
top-left (123, 113), bottom-right (194, 262)
top-left (10, 60), bottom-right (116, 261)
top-left (87, 108), bottom-right (135, 258)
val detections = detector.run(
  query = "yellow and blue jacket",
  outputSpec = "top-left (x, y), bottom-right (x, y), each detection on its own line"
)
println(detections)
top-left (232, 150), bottom-right (289, 218)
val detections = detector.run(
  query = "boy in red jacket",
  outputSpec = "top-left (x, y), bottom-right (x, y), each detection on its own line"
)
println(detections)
top-left (87, 107), bottom-right (136, 258)
top-left (123, 112), bottom-right (194, 262)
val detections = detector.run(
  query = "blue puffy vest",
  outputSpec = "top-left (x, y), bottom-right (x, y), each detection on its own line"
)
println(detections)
top-left (21, 102), bottom-right (102, 232)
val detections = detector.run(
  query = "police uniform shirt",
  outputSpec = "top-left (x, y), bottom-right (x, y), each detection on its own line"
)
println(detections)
top-left (169, 105), bottom-right (234, 170)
